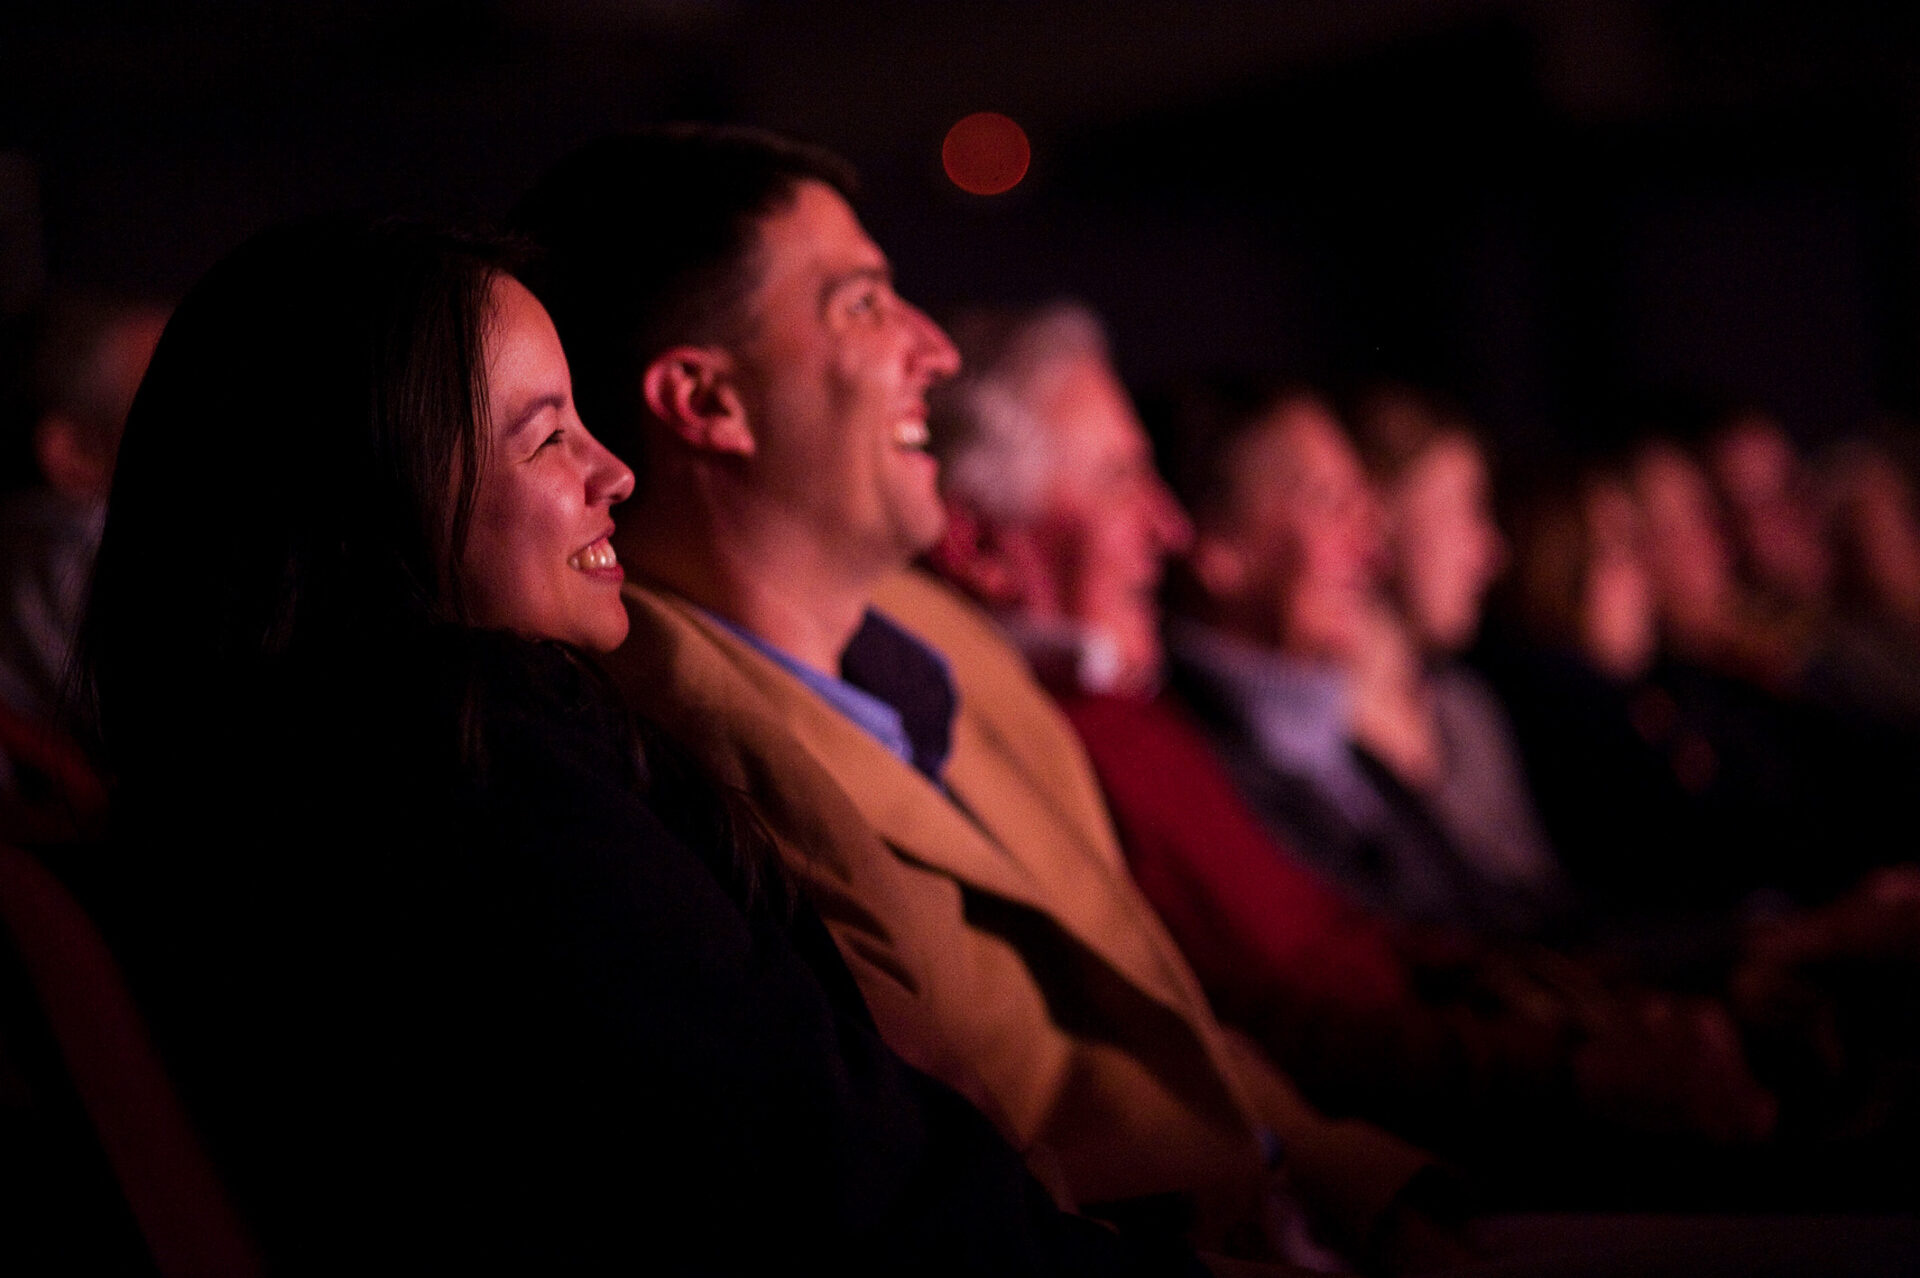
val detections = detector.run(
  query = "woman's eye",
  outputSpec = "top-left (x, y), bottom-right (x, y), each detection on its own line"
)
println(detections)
top-left (536, 429), bottom-right (564, 452)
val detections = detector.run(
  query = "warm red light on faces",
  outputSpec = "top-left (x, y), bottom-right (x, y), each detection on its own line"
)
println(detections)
top-left (1710, 416), bottom-right (1831, 606)
top-left (1633, 444), bottom-right (1737, 639)
top-left (1020, 353), bottom-right (1192, 692)
top-left (1197, 401), bottom-right (1383, 660)
top-left (942, 112), bottom-right (1032, 196)
top-left (1389, 435), bottom-right (1507, 654)
top-left (731, 181), bottom-right (961, 581)
top-left (461, 277), bottom-right (635, 653)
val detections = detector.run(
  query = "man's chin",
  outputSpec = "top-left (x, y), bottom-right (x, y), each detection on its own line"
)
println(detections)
top-left (1107, 638), bottom-right (1166, 699)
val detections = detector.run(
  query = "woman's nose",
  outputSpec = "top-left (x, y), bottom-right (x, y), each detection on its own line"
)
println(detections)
top-left (587, 435), bottom-right (635, 507)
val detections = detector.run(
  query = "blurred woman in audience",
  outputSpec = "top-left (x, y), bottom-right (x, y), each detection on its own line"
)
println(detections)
top-left (0, 295), bottom-right (165, 841)
top-left (1821, 433), bottom-right (1920, 642)
top-left (1498, 463), bottom-right (1742, 932)
top-left (1498, 447), bottom-right (1898, 954)
top-left (1640, 436), bottom-right (1912, 893)
top-left (1348, 387), bottom-right (1569, 933)
top-left (1707, 412), bottom-right (1832, 629)
top-left (1500, 452), bottom-right (1920, 1181)
top-left (1707, 412), bottom-right (1920, 735)
top-left (71, 218), bottom-right (1199, 1275)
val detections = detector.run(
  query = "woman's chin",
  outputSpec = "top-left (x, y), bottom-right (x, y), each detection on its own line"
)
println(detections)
top-left (582, 611), bottom-right (631, 654)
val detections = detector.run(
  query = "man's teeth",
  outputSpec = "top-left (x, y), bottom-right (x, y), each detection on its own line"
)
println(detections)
top-left (895, 420), bottom-right (930, 449)
top-left (569, 540), bottom-right (618, 571)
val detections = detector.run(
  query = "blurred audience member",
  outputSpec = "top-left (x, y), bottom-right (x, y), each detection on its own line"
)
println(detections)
top-left (1349, 387), bottom-right (1568, 925)
top-left (1503, 469), bottom-right (1660, 683)
top-left (1708, 411), bottom-right (1832, 619)
top-left (930, 303), bottom-right (1191, 697)
top-left (0, 294), bottom-right (164, 835)
top-left (1498, 449), bottom-right (1900, 938)
top-left (1630, 439), bottom-right (1767, 677)
top-left (1706, 412), bottom-right (1920, 734)
top-left (1160, 385), bottom-right (1541, 937)
top-left (927, 305), bottom-right (1409, 1036)
top-left (1505, 443), bottom-right (1920, 1183)
top-left (1498, 465), bottom-right (1751, 932)
top-left (1, 296), bottom-right (164, 721)
top-left (929, 312), bottom-right (1781, 1189)
top-left (1653, 433), bottom-right (1911, 884)
top-left (1821, 434), bottom-right (1920, 642)
top-left (929, 316), bottom-right (1776, 1198)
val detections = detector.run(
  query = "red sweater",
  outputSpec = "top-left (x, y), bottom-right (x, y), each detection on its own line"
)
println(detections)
top-left (1057, 690), bottom-right (1606, 1164)
top-left (1056, 691), bottom-right (1409, 1020)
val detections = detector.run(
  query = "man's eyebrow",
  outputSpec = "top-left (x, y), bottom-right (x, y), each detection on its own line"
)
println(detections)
top-left (818, 264), bottom-right (892, 312)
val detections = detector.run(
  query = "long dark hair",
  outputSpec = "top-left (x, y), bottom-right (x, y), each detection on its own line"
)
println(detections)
top-left (72, 215), bottom-right (793, 915)
top-left (75, 217), bottom-right (515, 789)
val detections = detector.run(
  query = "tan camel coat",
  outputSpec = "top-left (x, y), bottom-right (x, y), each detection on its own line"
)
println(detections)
top-left (603, 569), bottom-right (1430, 1251)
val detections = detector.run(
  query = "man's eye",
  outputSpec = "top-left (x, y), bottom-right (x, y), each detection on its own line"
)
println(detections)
top-left (848, 283), bottom-right (893, 318)
top-left (536, 429), bottom-right (564, 451)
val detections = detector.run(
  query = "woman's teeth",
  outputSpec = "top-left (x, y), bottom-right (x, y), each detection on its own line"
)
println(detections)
top-left (895, 420), bottom-right (930, 449)
top-left (570, 540), bottom-right (618, 571)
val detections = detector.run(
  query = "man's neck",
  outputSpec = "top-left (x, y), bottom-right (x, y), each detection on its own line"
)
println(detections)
top-left (615, 498), bottom-right (879, 674)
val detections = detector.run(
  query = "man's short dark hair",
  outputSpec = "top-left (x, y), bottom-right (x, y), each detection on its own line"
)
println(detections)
top-left (1152, 372), bottom-right (1291, 530)
top-left (511, 124), bottom-right (857, 477)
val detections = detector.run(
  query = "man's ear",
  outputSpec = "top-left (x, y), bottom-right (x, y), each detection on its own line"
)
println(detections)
top-left (929, 500), bottom-right (1026, 608)
top-left (641, 345), bottom-right (756, 457)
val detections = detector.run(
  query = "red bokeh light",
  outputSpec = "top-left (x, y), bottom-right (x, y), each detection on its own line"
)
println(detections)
top-left (942, 112), bottom-right (1031, 196)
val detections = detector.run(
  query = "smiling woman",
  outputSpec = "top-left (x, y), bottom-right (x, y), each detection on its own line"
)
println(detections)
top-left (69, 218), bottom-right (1199, 1273)
top-left (460, 276), bottom-right (633, 652)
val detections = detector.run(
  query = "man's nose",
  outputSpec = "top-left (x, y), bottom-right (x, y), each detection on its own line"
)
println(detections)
top-left (907, 301), bottom-right (961, 379)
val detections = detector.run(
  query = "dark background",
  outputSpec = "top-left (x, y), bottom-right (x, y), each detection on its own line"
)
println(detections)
top-left (5, 0), bottom-right (1919, 469)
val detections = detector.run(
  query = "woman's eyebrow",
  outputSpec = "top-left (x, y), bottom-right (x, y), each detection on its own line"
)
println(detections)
top-left (503, 393), bottom-right (567, 438)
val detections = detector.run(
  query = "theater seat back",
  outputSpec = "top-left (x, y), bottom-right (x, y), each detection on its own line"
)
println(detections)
top-left (0, 841), bottom-right (260, 1277)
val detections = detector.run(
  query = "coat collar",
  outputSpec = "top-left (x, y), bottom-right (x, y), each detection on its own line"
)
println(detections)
top-left (619, 575), bottom-right (1221, 1028)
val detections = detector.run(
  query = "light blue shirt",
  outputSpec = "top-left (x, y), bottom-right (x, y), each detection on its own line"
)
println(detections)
top-left (707, 607), bottom-right (956, 781)
top-left (1167, 619), bottom-right (1393, 833)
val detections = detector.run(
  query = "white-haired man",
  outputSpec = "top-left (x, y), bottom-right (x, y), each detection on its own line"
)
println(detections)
top-left (929, 303), bottom-right (1195, 697)
top-left (926, 300), bottom-right (1793, 1201)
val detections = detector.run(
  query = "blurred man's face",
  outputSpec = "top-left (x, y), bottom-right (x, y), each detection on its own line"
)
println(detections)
top-left (1201, 399), bottom-right (1381, 659)
top-left (1013, 351), bottom-right (1192, 692)
top-left (729, 180), bottom-right (961, 581)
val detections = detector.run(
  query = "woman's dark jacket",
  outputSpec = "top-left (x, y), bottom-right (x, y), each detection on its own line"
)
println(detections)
top-left (86, 630), bottom-right (1189, 1274)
